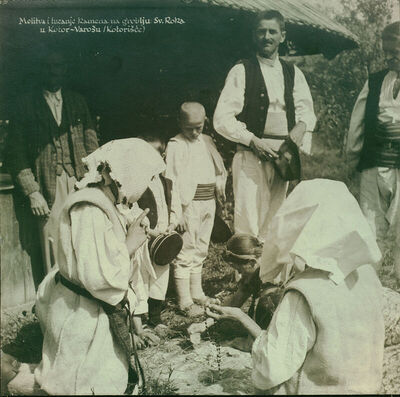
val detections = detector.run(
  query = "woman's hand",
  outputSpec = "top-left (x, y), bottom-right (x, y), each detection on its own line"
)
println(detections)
top-left (126, 208), bottom-right (150, 256)
top-left (135, 329), bottom-right (160, 349)
top-left (206, 304), bottom-right (263, 340)
top-left (206, 304), bottom-right (244, 322)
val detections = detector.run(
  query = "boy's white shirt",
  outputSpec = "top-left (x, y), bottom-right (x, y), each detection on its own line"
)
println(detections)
top-left (165, 133), bottom-right (227, 207)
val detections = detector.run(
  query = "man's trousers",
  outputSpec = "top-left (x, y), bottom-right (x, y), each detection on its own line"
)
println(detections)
top-left (232, 150), bottom-right (288, 242)
top-left (360, 167), bottom-right (400, 273)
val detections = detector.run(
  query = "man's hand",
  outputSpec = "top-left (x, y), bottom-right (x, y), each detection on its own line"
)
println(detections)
top-left (29, 191), bottom-right (50, 217)
top-left (126, 208), bottom-right (150, 256)
top-left (288, 121), bottom-right (306, 147)
top-left (249, 136), bottom-right (278, 161)
top-left (206, 304), bottom-right (244, 322)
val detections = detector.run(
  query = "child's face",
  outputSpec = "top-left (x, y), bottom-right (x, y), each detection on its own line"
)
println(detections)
top-left (180, 115), bottom-right (205, 142)
top-left (230, 259), bottom-right (257, 278)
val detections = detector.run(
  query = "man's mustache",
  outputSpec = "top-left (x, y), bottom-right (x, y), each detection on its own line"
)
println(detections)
top-left (261, 40), bottom-right (274, 45)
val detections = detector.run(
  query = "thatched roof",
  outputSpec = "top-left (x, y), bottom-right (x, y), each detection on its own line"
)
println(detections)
top-left (196, 0), bottom-right (359, 49)
top-left (2, 0), bottom-right (359, 57)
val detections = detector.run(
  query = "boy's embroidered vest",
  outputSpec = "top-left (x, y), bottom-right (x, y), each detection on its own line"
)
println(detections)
top-left (358, 69), bottom-right (400, 171)
top-left (282, 264), bottom-right (384, 394)
top-left (58, 187), bottom-right (127, 285)
top-left (137, 176), bottom-right (173, 229)
top-left (236, 57), bottom-right (296, 138)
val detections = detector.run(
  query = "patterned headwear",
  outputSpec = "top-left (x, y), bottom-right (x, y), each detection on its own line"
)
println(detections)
top-left (259, 179), bottom-right (382, 285)
top-left (75, 138), bottom-right (165, 207)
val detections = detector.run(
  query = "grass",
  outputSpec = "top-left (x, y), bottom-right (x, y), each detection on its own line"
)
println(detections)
top-left (1, 144), bottom-right (399, 394)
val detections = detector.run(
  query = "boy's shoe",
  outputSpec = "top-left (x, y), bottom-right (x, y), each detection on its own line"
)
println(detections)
top-left (148, 298), bottom-right (164, 327)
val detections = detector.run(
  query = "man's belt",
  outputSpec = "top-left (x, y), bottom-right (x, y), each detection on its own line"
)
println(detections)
top-left (237, 133), bottom-right (288, 152)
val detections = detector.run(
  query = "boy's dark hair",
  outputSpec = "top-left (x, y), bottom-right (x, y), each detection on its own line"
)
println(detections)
top-left (253, 10), bottom-right (286, 32)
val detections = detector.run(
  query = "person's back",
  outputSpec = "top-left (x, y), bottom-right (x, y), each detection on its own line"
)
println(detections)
top-left (285, 263), bottom-right (384, 394)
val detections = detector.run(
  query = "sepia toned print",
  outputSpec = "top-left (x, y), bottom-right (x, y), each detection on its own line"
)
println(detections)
top-left (0, 0), bottom-right (399, 395)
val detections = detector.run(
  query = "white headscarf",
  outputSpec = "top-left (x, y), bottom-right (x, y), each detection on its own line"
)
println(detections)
top-left (259, 179), bottom-right (382, 285)
top-left (75, 138), bottom-right (165, 207)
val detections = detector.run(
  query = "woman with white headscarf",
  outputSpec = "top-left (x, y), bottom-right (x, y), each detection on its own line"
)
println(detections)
top-left (207, 179), bottom-right (385, 394)
top-left (29, 138), bottom-right (166, 395)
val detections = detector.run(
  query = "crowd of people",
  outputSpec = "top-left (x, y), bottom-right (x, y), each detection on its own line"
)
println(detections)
top-left (1, 9), bottom-right (399, 396)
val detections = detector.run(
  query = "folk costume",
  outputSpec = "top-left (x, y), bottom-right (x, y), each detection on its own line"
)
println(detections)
top-left (165, 132), bottom-right (227, 309)
top-left (6, 88), bottom-right (99, 274)
top-left (214, 55), bottom-right (316, 241)
top-left (135, 171), bottom-right (182, 325)
top-left (346, 68), bottom-right (400, 268)
top-left (253, 179), bottom-right (384, 394)
top-left (34, 139), bottom-right (165, 395)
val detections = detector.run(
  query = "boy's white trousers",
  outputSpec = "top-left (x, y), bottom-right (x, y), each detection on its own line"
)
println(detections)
top-left (173, 199), bottom-right (216, 279)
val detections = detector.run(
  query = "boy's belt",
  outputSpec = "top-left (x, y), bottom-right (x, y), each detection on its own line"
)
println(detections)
top-left (193, 183), bottom-right (216, 201)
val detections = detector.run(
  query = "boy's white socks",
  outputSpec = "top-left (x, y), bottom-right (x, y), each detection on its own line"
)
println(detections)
top-left (190, 272), bottom-right (206, 301)
top-left (175, 278), bottom-right (193, 309)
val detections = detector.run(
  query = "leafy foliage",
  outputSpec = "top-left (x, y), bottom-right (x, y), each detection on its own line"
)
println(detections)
top-left (302, 0), bottom-right (393, 153)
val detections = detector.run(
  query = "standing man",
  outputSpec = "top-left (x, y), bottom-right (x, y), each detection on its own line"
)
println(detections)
top-left (214, 10), bottom-right (316, 242)
top-left (6, 49), bottom-right (99, 275)
top-left (346, 21), bottom-right (400, 281)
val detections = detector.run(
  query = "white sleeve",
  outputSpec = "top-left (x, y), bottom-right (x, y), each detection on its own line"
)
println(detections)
top-left (213, 64), bottom-right (255, 146)
top-left (346, 80), bottom-right (369, 168)
top-left (251, 290), bottom-right (316, 391)
top-left (169, 179), bottom-right (183, 227)
top-left (293, 65), bottom-right (317, 132)
top-left (164, 141), bottom-right (184, 205)
top-left (70, 204), bottom-right (132, 306)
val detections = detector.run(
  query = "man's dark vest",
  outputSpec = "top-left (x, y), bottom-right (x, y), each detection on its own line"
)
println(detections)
top-left (137, 175), bottom-right (172, 228)
top-left (358, 69), bottom-right (400, 171)
top-left (237, 56), bottom-right (296, 137)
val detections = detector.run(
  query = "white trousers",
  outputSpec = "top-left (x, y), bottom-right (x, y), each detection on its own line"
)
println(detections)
top-left (38, 171), bottom-right (76, 275)
top-left (360, 167), bottom-right (400, 274)
top-left (232, 151), bottom-right (288, 242)
top-left (173, 199), bottom-right (216, 279)
top-left (140, 263), bottom-right (170, 303)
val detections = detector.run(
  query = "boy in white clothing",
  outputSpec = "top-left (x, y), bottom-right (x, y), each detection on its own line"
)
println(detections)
top-left (165, 102), bottom-right (227, 316)
top-left (133, 134), bottom-right (182, 330)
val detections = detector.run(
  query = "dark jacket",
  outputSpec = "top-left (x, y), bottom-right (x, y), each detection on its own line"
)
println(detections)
top-left (358, 69), bottom-right (400, 171)
top-left (237, 56), bottom-right (296, 138)
top-left (6, 88), bottom-right (99, 208)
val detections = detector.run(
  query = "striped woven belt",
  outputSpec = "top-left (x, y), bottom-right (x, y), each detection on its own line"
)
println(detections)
top-left (376, 122), bottom-right (400, 146)
top-left (193, 183), bottom-right (216, 201)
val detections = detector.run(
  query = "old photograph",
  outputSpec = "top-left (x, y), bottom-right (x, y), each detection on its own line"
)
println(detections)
top-left (0, 0), bottom-right (399, 394)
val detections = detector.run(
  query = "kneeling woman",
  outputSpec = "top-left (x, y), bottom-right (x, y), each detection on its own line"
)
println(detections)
top-left (33, 139), bottom-right (166, 395)
top-left (208, 179), bottom-right (385, 395)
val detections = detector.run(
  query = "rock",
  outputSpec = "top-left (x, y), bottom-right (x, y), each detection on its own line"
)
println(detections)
top-left (7, 363), bottom-right (42, 396)
top-left (382, 287), bottom-right (400, 347)
top-left (187, 318), bottom-right (215, 335)
top-left (190, 332), bottom-right (202, 345)
top-left (381, 344), bottom-right (400, 394)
